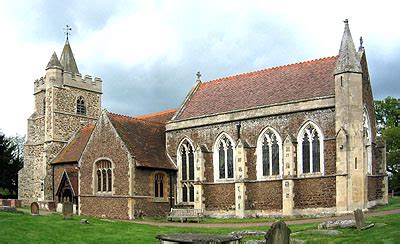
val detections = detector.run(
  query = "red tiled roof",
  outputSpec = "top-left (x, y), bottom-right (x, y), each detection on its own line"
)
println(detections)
top-left (176, 56), bottom-right (337, 120)
top-left (109, 109), bottom-right (177, 170)
top-left (135, 109), bottom-right (177, 123)
top-left (52, 125), bottom-right (94, 164)
top-left (55, 168), bottom-right (78, 197)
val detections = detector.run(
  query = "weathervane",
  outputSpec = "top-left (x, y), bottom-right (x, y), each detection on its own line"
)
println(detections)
top-left (63, 25), bottom-right (72, 40)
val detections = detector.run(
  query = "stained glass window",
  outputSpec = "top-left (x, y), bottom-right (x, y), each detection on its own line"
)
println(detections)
top-left (312, 133), bottom-right (320, 172)
top-left (219, 142), bottom-right (225, 179)
top-left (227, 141), bottom-right (234, 178)
top-left (302, 133), bottom-right (310, 173)
top-left (97, 170), bottom-right (101, 192)
top-left (188, 147), bottom-right (194, 180)
top-left (262, 137), bottom-right (269, 176)
top-left (272, 136), bottom-right (279, 175)
top-left (178, 140), bottom-right (195, 203)
top-left (181, 148), bottom-right (187, 180)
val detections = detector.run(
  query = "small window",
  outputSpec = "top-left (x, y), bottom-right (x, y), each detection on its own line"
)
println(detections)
top-left (95, 160), bottom-right (112, 192)
top-left (154, 173), bottom-right (164, 198)
top-left (43, 96), bottom-right (46, 115)
top-left (77, 96), bottom-right (86, 115)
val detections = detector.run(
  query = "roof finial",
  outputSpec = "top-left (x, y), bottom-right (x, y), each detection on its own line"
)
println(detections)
top-left (196, 71), bottom-right (202, 82)
top-left (344, 19), bottom-right (349, 25)
top-left (63, 25), bottom-right (72, 41)
top-left (359, 36), bottom-right (364, 50)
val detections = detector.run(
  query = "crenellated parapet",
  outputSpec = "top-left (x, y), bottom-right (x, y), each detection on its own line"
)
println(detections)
top-left (34, 76), bottom-right (46, 94)
top-left (62, 71), bottom-right (102, 93)
top-left (33, 71), bottom-right (102, 94)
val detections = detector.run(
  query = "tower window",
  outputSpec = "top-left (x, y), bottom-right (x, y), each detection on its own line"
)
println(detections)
top-left (77, 96), bottom-right (86, 115)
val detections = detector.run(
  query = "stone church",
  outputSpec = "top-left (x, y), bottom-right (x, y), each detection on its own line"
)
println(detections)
top-left (19, 20), bottom-right (388, 219)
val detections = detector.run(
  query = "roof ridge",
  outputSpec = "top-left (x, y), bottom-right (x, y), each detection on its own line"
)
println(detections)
top-left (109, 112), bottom-right (166, 125)
top-left (203, 56), bottom-right (337, 86)
top-left (135, 108), bottom-right (177, 119)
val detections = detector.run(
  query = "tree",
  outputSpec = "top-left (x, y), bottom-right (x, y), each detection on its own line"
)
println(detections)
top-left (0, 132), bottom-right (24, 196)
top-left (374, 97), bottom-right (400, 193)
top-left (374, 97), bottom-right (400, 134)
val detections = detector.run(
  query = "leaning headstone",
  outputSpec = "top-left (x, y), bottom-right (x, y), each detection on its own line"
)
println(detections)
top-left (31, 202), bottom-right (39, 215)
top-left (265, 221), bottom-right (291, 244)
top-left (62, 202), bottom-right (73, 219)
top-left (354, 209), bottom-right (365, 229)
top-left (354, 209), bottom-right (374, 230)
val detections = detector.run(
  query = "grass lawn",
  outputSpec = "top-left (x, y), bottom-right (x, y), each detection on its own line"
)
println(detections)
top-left (370, 197), bottom-right (400, 212)
top-left (0, 210), bottom-right (399, 243)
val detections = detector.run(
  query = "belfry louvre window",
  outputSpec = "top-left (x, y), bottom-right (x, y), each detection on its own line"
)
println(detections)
top-left (154, 173), bottom-right (164, 198)
top-left (215, 134), bottom-right (234, 180)
top-left (298, 122), bottom-right (324, 175)
top-left (76, 96), bottom-right (86, 115)
top-left (178, 139), bottom-right (195, 203)
top-left (96, 160), bottom-right (112, 192)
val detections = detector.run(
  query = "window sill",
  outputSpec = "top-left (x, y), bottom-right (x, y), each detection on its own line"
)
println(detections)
top-left (257, 175), bottom-right (282, 181)
top-left (153, 198), bottom-right (168, 203)
top-left (95, 192), bottom-right (113, 196)
top-left (214, 178), bottom-right (235, 183)
top-left (298, 172), bottom-right (323, 178)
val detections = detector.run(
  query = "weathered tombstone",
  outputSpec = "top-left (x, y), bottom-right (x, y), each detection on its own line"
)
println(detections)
top-left (62, 202), bottom-right (73, 219)
top-left (30, 202), bottom-right (39, 215)
top-left (354, 209), bottom-right (374, 230)
top-left (354, 209), bottom-right (365, 229)
top-left (265, 221), bottom-right (291, 244)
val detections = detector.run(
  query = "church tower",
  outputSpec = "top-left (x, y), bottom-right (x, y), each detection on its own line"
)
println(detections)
top-left (19, 34), bottom-right (102, 203)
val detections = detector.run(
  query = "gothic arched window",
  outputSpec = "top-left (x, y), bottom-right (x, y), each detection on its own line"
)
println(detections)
top-left (297, 122), bottom-right (324, 175)
top-left (95, 160), bottom-right (112, 192)
top-left (77, 96), bottom-right (86, 115)
top-left (256, 127), bottom-right (282, 179)
top-left (213, 133), bottom-right (235, 181)
top-left (364, 107), bottom-right (372, 174)
top-left (177, 139), bottom-right (195, 203)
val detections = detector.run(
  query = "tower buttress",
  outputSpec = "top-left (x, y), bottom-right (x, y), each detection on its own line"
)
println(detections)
top-left (334, 20), bottom-right (366, 212)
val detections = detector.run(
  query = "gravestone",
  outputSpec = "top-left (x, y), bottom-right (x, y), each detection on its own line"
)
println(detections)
top-left (354, 209), bottom-right (374, 230)
top-left (30, 202), bottom-right (39, 215)
top-left (265, 221), bottom-right (291, 244)
top-left (354, 209), bottom-right (365, 229)
top-left (62, 202), bottom-right (73, 219)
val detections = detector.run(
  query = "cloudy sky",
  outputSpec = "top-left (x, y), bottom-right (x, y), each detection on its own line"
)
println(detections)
top-left (0, 0), bottom-right (399, 136)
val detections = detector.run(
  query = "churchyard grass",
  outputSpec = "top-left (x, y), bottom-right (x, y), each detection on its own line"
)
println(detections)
top-left (1, 210), bottom-right (400, 243)
top-left (370, 196), bottom-right (400, 212)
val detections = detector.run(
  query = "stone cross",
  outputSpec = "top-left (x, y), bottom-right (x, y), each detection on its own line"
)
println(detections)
top-left (30, 202), bottom-right (39, 215)
top-left (62, 202), bottom-right (74, 219)
top-left (265, 220), bottom-right (291, 244)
